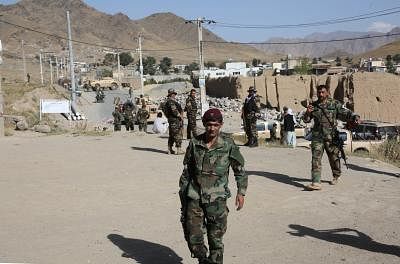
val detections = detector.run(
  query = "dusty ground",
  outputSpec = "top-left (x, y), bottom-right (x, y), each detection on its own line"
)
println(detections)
top-left (0, 132), bottom-right (399, 264)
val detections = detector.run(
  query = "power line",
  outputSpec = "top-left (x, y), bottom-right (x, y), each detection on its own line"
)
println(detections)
top-left (0, 18), bottom-right (198, 53)
top-left (202, 32), bottom-right (400, 45)
top-left (212, 6), bottom-right (400, 29)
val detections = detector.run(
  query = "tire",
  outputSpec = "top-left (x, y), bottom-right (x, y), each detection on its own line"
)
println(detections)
top-left (111, 83), bottom-right (118, 90)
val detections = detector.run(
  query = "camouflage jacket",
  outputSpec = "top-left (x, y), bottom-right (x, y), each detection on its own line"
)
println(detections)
top-left (179, 133), bottom-right (247, 203)
top-left (303, 97), bottom-right (354, 141)
top-left (185, 96), bottom-right (197, 120)
top-left (164, 98), bottom-right (183, 123)
top-left (112, 111), bottom-right (123, 124)
top-left (136, 108), bottom-right (150, 123)
top-left (242, 95), bottom-right (260, 119)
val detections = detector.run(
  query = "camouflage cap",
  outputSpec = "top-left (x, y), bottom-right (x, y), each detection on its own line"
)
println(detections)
top-left (168, 88), bottom-right (177, 95)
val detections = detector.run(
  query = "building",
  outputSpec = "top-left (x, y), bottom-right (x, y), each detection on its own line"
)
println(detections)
top-left (360, 58), bottom-right (387, 72)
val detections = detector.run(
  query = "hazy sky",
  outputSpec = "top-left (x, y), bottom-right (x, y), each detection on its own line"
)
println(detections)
top-left (1, 0), bottom-right (399, 41)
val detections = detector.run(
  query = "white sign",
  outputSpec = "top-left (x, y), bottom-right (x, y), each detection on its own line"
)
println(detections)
top-left (40, 99), bottom-right (71, 114)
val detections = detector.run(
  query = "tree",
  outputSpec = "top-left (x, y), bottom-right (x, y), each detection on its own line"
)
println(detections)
top-left (392, 54), bottom-right (400, 64)
top-left (184, 62), bottom-right (199, 75)
top-left (103, 53), bottom-right (116, 66)
top-left (100, 68), bottom-right (113, 78)
top-left (219, 61), bottom-right (228, 69)
top-left (205, 61), bottom-right (216, 68)
top-left (294, 58), bottom-right (312, 75)
top-left (386, 55), bottom-right (395, 73)
top-left (335, 56), bottom-right (342, 66)
top-left (159, 57), bottom-right (172, 75)
top-left (252, 58), bottom-right (261, 67)
top-left (141, 56), bottom-right (157, 75)
top-left (119, 52), bottom-right (134, 66)
top-left (312, 57), bottom-right (318, 64)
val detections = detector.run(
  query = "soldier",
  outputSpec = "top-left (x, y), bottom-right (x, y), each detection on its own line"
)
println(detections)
top-left (112, 105), bottom-right (123, 131)
top-left (303, 84), bottom-right (360, 190)
top-left (137, 103), bottom-right (150, 132)
top-left (242, 86), bottom-right (260, 147)
top-left (185, 89), bottom-right (198, 139)
top-left (179, 108), bottom-right (247, 264)
top-left (123, 99), bottom-right (135, 131)
top-left (164, 89), bottom-right (184, 154)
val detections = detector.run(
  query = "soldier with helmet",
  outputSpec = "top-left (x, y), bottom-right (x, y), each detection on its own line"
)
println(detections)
top-left (242, 86), bottom-right (260, 147)
top-left (164, 88), bottom-right (184, 154)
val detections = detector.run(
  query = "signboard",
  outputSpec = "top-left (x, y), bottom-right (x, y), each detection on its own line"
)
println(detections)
top-left (40, 99), bottom-right (71, 114)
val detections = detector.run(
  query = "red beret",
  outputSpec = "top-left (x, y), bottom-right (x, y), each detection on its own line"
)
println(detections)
top-left (202, 108), bottom-right (223, 123)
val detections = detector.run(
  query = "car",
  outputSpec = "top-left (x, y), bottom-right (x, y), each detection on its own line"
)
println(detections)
top-left (352, 121), bottom-right (399, 141)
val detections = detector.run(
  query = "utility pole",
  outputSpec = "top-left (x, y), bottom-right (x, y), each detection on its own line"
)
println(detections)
top-left (117, 51), bottom-right (121, 83)
top-left (186, 18), bottom-right (215, 115)
top-left (21, 40), bottom-right (27, 82)
top-left (55, 56), bottom-right (59, 79)
top-left (0, 39), bottom-right (4, 137)
top-left (67, 11), bottom-right (76, 103)
top-left (49, 57), bottom-right (53, 85)
top-left (39, 49), bottom-right (44, 85)
top-left (138, 33), bottom-right (144, 96)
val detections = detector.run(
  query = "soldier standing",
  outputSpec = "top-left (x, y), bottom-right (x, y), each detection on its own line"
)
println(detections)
top-left (112, 105), bottom-right (123, 131)
top-left (303, 84), bottom-right (360, 190)
top-left (164, 89), bottom-right (184, 154)
top-left (242, 86), bottom-right (260, 147)
top-left (179, 108), bottom-right (247, 264)
top-left (185, 89), bottom-right (198, 139)
top-left (137, 103), bottom-right (150, 132)
top-left (123, 100), bottom-right (135, 131)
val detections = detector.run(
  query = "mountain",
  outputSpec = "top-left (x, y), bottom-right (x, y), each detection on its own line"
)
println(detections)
top-left (255, 28), bottom-right (400, 58)
top-left (0, 0), bottom-right (274, 64)
top-left (354, 38), bottom-right (400, 61)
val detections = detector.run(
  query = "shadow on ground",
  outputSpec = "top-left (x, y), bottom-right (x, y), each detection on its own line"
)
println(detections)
top-left (348, 163), bottom-right (400, 178)
top-left (131, 146), bottom-right (168, 154)
top-left (247, 170), bottom-right (330, 189)
top-left (107, 234), bottom-right (183, 264)
top-left (288, 225), bottom-right (400, 257)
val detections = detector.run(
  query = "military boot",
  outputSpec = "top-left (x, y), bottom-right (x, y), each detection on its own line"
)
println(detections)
top-left (176, 147), bottom-right (185, 155)
top-left (330, 176), bottom-right (340, 185)
top-left (305, 182), bottom-right (322, 191)
top-left (168, 145), bottom-right (175, 155)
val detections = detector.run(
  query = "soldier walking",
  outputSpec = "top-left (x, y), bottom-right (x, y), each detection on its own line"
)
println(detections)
top-left (112, 105), bottom-right (123, 131)
top-left (164, 89), bottom-right (184, 154)
top-left (242, 86), bottom-right (260, 147)
top-left (303, 84), bottom-right (360, 190)
top-left (185, 89), bottom-right (198, 139)
top-left (123, 99), bottom-right (136, 131)
top-left (137, 103), bottom-right (150, 132)
top-left (179, 108), bottom-right (248, 264)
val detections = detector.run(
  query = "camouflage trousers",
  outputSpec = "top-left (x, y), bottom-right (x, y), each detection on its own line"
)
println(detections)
top-left (138, 122), bottom-right (147, 132)
top-left (185, 198), bottom-right (228, 264)
top-left (125, 118), bottom-right (134, 131)
top-left (168, 120), bottom-right (182, 148)
top-left (311, 140), bottom-right (341, 183)
top-left (114, 123), bottom-right (121, 131)
top-left (244, 117), bottom-right (257, 142)
top-left (187, 117), bottom-right (198, 139)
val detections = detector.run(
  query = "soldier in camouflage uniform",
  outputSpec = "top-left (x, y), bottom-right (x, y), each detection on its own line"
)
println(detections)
top-left (123, 100), bottom-right (136, 131)
top-left (112, 105), bottom-right (123, 131)
top-left (303, 84), bottom-right (360, 190)
top-left (179, 108), bottom-right (247, 264)
top-left (242, 86), bottom-right (260, 147)
top-left (136, 103), bottom-right (150, 132)
top-left (185, 89), bottom-right (198, 139)
top-left (164, 89), bottom-right (184, 154)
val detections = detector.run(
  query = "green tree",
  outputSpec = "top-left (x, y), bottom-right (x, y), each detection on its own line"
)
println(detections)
top-left (252, 58), bottom-right (261, 67)
top-left (103, 54), bottom-right (116, 66)
top-left (119, 52), bottom-right (134, 66)
top-left (218, 61), bottom-right (228, 69)
top-left (392, 54), bottom-right (400, 64)
top-left (184, 62), bottom-right (199, 75)
top-left (205, 61), bottom-right (216, 68)
top-left (294, 58), bottom-right (312, 75)
top-left (141, 56), bottom-right (157, 75)
top-left (100, 68), bottom-right (113, 78)
top-left (386, 55), bottom-right (395, 74)
top-left (312, 57), bottom-right (318, 64)
top-left (335, 56), bottom-right (342, 66)
top-left (159, 57), bottom-right (172, 75)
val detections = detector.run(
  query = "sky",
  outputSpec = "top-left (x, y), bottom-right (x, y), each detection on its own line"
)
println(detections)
top-left (1, 0), bottom-right (399, 41)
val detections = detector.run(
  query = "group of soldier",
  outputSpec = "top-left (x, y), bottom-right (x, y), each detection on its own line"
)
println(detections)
top-left (176, 84), bottom-right (359, 264)
top-left (112, 98), bottom-right (150, 132)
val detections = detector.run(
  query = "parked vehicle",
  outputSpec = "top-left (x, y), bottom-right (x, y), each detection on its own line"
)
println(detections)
top-left (352, 121), bottom-right (399, 140)
top-left (85, 77), bottom-right (120, 91)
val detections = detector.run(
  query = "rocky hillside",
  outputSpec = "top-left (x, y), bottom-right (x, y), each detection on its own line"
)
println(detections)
top-left (0, 0), bottom-right (274, 64)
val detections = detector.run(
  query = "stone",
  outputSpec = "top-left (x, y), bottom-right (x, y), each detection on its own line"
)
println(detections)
top-left (34, 124), bottom-right (51, 133)
top-left (16, 120), bottom-right (28, 131)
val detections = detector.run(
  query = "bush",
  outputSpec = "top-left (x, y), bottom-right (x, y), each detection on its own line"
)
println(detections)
top-left (375, 140), bottom-right (400, 167)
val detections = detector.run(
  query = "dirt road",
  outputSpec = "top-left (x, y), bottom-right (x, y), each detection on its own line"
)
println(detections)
top-left (0, 132), bottom-right (399, 264)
